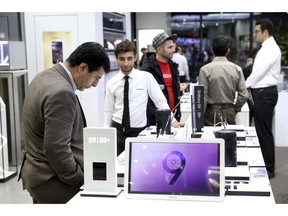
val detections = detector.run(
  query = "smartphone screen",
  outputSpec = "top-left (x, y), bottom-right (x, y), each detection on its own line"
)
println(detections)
top-left (51, 41), bottom-right (63, 64)
top-left (93, 162), bottom-right (107, 181)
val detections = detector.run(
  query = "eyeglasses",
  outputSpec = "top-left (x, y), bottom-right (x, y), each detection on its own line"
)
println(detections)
top-left (254, 29), bottom-right (262, 33)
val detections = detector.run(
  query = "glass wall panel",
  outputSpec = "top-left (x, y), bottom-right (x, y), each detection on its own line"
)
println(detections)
top-left (170, 12), bottom-right (288, 82)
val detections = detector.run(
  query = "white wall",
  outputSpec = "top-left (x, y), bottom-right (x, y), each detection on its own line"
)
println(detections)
top-left (135, 12), bottom-right (170, 58)
top-left (273, 92), bottom-right (288, 147)
top-left (24, 12), bottom-right (131, 127)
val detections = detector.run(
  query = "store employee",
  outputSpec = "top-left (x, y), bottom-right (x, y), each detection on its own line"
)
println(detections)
top-left (104, 39), bottom-right (181, 156)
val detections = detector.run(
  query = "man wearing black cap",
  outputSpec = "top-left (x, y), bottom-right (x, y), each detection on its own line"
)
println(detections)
top-left (141, 32), bottom-right (186, 125)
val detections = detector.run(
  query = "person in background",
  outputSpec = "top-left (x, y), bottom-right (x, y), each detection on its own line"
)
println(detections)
top-left (245, 18), bottom-right (281, 179)
top-left (138, 47), bottom-right (148, 68)
top-left (242, 47), bottom-right (259, 126)
top-left (243, 57), bottom-right (254, 79)
top-left (242, 48), bottom-right (259, 80)
top-left (19, 42), bottom-right (111, 204)
top-left (195, 50), bottom-right (210, 81)
top-left (104, 39), bottom-right (181, 156)
top-left (198, 35), bottom-right (248, 126)
top-left (172, 45), bottom-right (190, 83)
top-left (141, 32), bottom-right (187, 125)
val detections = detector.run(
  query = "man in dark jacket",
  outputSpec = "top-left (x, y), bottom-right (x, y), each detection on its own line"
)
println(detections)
top-left (141, 32), bottom-right (186, 125)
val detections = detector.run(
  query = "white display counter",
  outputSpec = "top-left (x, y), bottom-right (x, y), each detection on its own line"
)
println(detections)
top-left (180, 93), bottom-right (250, 127)
top-left (0, 97), bottom-right (17, 182)
top-left (273, 91), bottom-right (288, 147)
top-left (68, 123), bottom-right (279, 214)
top-left (68, 190), bottom-right (278, 216)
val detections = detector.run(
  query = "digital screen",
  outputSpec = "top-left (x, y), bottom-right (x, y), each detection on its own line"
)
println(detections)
top-left (128, 142), bottom-right (220, 196)
top-left (0, 41), bottom-right (9, 65)
top-left (51, 41), bottom-right (63, 64)
top-left (93, 162), bottom-right (107, 181)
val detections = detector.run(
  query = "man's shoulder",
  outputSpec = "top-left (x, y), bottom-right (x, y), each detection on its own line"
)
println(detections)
top-left (106, 71), bottom-right (121, 84)
top-left (135, 69), bottom-right (153, 78)
top-left (140, 69), bottom-right (154, 77)
top-left (200, 61), bottom-right (212, 70)
top-left (229, 61), bottom-right (242, 71)
top-left (141, 57), bottom-right (157, 72)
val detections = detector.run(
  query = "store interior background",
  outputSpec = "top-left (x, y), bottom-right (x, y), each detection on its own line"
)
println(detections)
top-left (1, 12), bottom-right (288, 204)
top-left (1, 12), bottom-right (288, 125)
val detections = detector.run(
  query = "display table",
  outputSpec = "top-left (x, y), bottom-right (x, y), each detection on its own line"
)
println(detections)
top-left (68, 189), bottom-right (276, 215)
top-left (273, 91), bottom-right (288, 146)
top-left (0, 70), bottom-right (28, 182)
top-left (180, 92), bottom-right (250, 127)
top-left (68, 121), bottom-right (278, 214)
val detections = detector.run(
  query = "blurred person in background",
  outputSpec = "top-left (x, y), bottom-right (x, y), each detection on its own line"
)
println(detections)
top-left (138, 47), bottom-right (148, 68)
top-left (172, 45), bottom-right (190, 83)
top-left (195, 50), bottom-right (210, 82)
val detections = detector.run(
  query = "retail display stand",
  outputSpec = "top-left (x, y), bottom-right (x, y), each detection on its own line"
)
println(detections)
top-left (0, 97), bottom-right (17, 182)
top-left (190, 83), bottom-right (204, 137)
top-left (81, 127), bottom-right (121, 197)
top-left (0, 70), bottom-right (28, 167)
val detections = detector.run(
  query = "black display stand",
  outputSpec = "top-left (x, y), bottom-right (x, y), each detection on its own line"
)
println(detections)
top-left (190, 84), bottom-right (204, 138)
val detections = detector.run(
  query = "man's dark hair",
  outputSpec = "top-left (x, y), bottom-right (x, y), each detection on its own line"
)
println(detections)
top-left (256, 18), bottom-right (274, 36)
top-left (175, 45), bottom-right (180, 53)
top-left (66, 42), bottom-right (110, 73)
top-left (114, 39), bottom-right (136, 57)
top-left (212, 35), bottom-right (230, 56)
top-left (141, 47), bottom-right (147, 52)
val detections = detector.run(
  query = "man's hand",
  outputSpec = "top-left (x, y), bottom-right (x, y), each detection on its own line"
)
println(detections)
top-left (171, 121), bottom-right (185, 128)
top-left (180, 83), bottom-right (187, 91)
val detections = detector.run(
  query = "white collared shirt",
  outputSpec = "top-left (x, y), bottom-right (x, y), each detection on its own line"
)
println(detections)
top-left (172, 52), bottom-right (189, 80)
top-left (59, 62), bottom-right (77, 91)
top-left (246, 36), bottom-right (281, 88)
top-left (104, 68), bottom-right (170, 128)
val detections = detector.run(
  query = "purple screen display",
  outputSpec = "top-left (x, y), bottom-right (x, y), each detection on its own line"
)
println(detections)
top-left (128, 142), bottom-right (220, 196)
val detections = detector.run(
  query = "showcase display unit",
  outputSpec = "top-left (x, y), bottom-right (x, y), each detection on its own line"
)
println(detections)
top-left (0, 70), bottom-right (28, 182)
top-left (69, 124), bottom-right (275, 215)
top-left (0, 97), bottom-right (16, 182)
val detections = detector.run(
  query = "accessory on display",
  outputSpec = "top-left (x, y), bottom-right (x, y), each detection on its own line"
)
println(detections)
top-left (214, 108), bottom-right (237, 167)
top-left (156, 109), bottom-right (171, 137)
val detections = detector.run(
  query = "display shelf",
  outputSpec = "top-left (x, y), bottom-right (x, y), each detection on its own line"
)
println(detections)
top-left (0, 170), bottom-right (17, 183)
top-left (0, 70), bottom-right (28, 182)
top-left (0, 96), bottom-right (17, 183)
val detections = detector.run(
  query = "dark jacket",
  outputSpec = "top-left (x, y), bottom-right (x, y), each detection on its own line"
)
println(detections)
top-left (141, 52), bottom-right (181, 125)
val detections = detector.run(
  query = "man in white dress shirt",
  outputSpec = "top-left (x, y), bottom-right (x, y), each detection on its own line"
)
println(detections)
top-left (172, 46), bottom-right (190, 83)
top-left (245, 18), bottom-right (281, 179)
top-left (104, 39), bottom-right (181, 156)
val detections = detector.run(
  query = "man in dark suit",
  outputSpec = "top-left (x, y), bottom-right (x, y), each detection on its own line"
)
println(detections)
top-left (19, 42), bottom-right (110, 203)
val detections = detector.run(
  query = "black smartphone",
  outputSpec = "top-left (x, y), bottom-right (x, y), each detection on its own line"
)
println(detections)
top-left (51, 41), bottom-right (63, 64)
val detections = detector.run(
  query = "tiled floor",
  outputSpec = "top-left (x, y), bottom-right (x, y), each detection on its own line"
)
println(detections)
top-left (0, 173), bottom-right (32, 204)
top-left (269, 147), bottom-right (288, 204)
